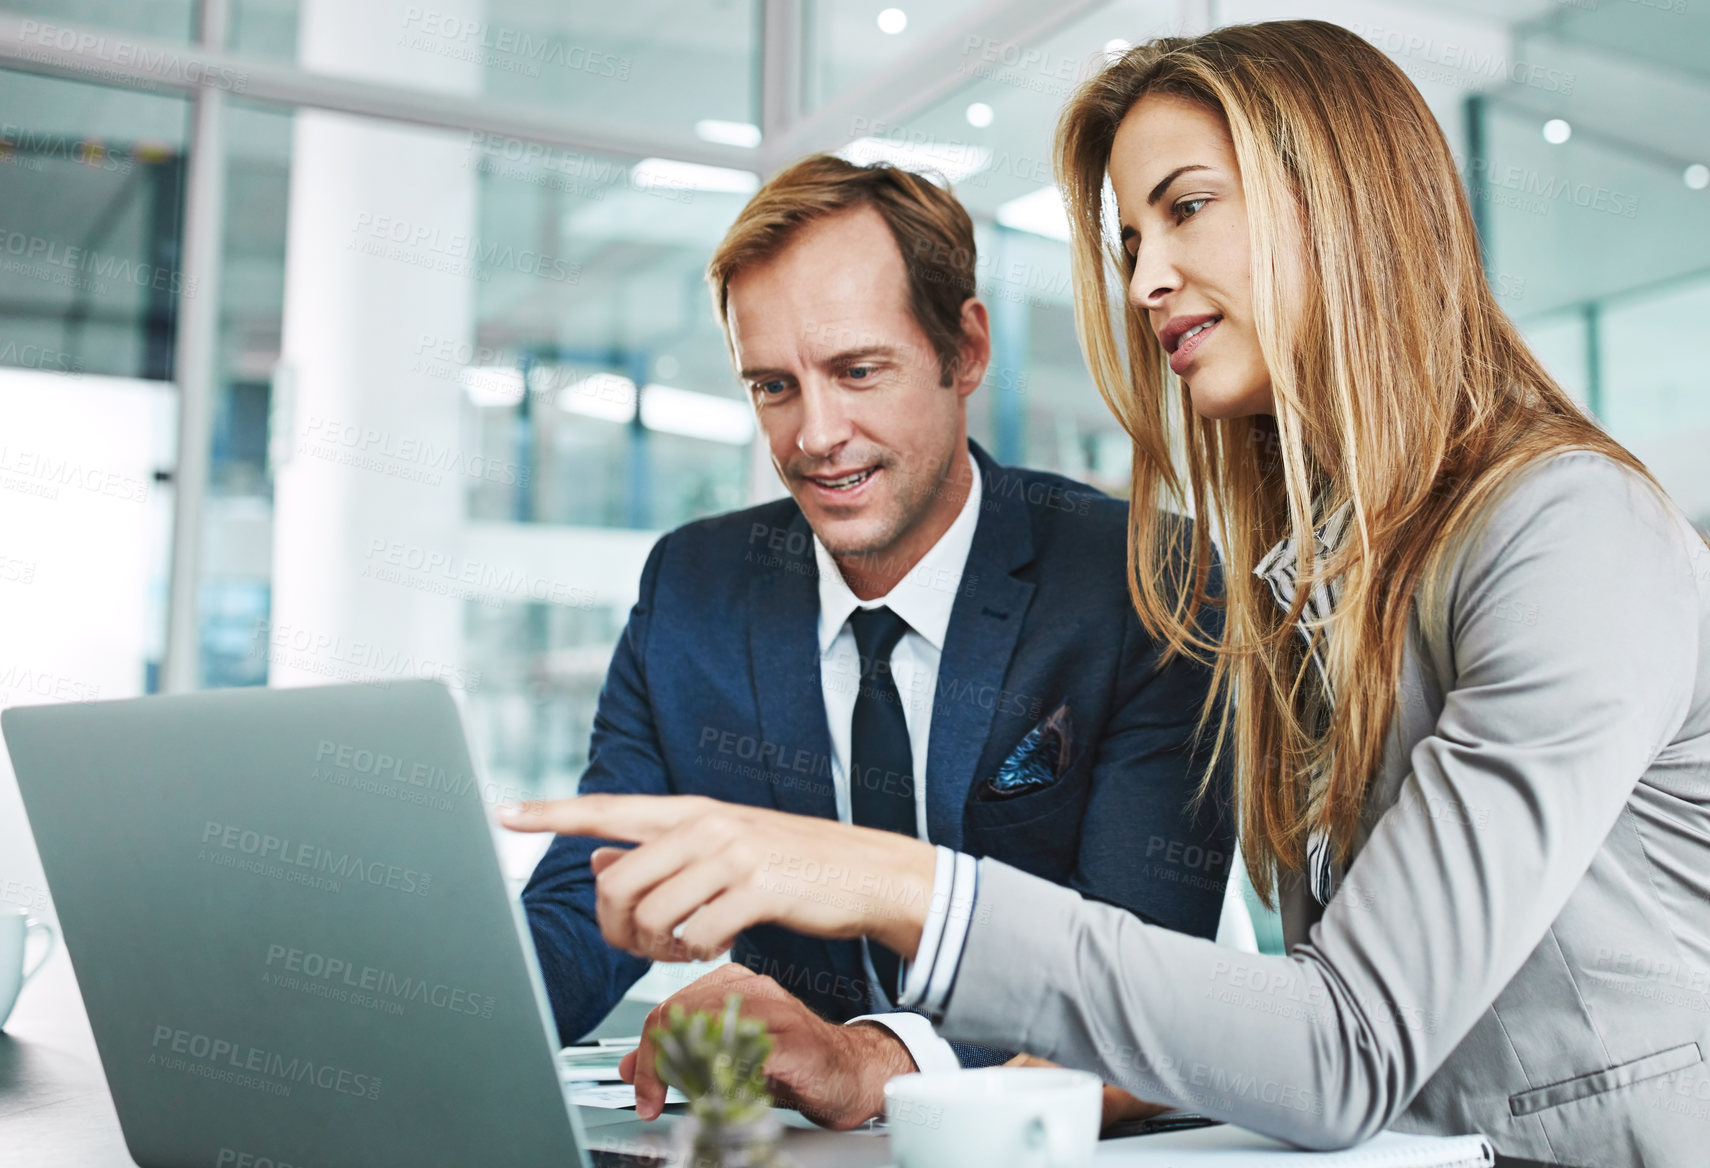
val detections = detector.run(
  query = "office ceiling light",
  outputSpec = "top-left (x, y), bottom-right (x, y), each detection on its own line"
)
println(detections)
top-left (460, 365), bottom-right (525, 408)
top-left (630, 157), bottom-right (760, 194)
top-left (694, 119), bottom-right (762, 148)
top-left (877, 8), bottom-right (908, 34)
top-left (640, 384), bottom-right (755, 445)
top-left (996, 185), bottom-right (1072, 241)
top-left (558, 373), bottom-right (639, 423)
top-left (839, 137), bottom-right (991, 185)
top-left (1543, 118), bottom-right (1572, 144)
top-left (1685, 163), bottom-right (1709, 190)
top-left (965, 102), bottom-right (994, 128)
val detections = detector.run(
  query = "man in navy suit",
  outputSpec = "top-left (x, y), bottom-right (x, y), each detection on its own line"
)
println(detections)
top-left (522, 154), bottom-right (1231, 1127)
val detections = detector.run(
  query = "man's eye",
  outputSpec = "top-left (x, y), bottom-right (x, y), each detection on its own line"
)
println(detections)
top-left (756, 379), bottom-right (788, 396)
top-left (845, 365), bottom-right (875, 380)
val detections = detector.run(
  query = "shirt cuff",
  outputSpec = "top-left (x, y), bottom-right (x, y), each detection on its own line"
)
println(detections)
top-left (846, 1010), bottom-right (962, 1075)
top-left (897, 845), bottom-right (955, 1007)
top-left (897, 848), bottom-right (979, 1023)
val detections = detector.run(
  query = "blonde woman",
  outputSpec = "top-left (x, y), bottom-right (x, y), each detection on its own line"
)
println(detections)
top-left (504, 21), bottom-right (1710, 1163)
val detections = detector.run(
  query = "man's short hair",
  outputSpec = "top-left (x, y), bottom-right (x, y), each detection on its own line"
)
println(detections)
top-left (707, 154), bottom-right (978, 387)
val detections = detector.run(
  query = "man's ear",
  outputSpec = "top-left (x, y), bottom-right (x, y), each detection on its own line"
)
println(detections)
top-left (952, 297), bottom-right (992, 399)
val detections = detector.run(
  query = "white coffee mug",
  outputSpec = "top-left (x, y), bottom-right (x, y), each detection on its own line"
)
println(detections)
top-left (885, 1066), bottom-right (1102, 1168)
top-left (0, 905), bottom-right (57, 1030)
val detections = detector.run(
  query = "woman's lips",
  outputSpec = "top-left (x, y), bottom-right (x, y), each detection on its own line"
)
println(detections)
top-left (1168, 317), bottom-right (1221, 375)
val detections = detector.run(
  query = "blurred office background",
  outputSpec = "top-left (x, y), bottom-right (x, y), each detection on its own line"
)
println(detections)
top-left (0, 0), bottom-right (1706, 968)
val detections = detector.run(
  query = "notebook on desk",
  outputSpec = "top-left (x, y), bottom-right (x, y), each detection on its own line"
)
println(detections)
top-left (1100, 1125), bottom-right (1494, 1166)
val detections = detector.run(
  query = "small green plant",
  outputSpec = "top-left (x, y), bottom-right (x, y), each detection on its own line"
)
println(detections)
top-left (652, 993), bottom-right (775, 1129)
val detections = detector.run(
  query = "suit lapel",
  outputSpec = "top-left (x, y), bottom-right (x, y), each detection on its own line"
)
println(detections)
top-left (926, 444), bottom-right (1037, 849)
top-left (748, 511), bottom-right (839, 821)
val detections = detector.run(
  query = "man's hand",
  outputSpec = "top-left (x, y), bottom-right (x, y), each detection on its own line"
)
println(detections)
top-left (500, 794), bottom-right (937, 963)
top-left (1004, 1053), bottom-right (1171, 1131)
top-left (620, 963), bottom-right (917, 1128)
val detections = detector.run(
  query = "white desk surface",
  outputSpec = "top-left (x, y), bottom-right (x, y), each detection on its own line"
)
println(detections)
top-left (0, 945), bottom-right (904, 1167)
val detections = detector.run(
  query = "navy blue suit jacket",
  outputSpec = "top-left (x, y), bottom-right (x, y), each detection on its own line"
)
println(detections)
top-left (523, 443), bottom-right (1233, 1059)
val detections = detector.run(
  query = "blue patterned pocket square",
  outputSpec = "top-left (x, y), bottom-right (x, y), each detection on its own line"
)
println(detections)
top-left (979, 703), bottom-right (1074, 800)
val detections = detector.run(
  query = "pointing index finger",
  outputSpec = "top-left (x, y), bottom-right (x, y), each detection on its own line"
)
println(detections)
top-left (497, 793), bottom-right (703, 841)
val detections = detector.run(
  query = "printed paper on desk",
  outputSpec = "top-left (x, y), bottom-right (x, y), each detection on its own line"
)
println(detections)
top-left (1100, 1126), bottom-right (1494, 1167)
top-left (570, 1083), bottom-right (689, 1110)
top-left (558, 1041), bottom-right (639, 1082)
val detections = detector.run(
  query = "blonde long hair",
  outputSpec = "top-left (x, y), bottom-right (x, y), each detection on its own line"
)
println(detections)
top-left (1058, 20), bottom-right (1669, 901)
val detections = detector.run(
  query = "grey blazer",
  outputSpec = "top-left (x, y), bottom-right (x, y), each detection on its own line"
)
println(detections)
top-left (932, 451), bottom-right (1710, 1165)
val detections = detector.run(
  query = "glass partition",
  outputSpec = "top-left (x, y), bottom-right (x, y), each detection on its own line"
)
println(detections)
top-left (0, 69), bottom-right (189, 380)
top-left (2, 0), bottom-right (1706, 923)
top-left (0, 0), bottom-right (195, 44)
top-left (1496, 11), bottom-right (1710, 523)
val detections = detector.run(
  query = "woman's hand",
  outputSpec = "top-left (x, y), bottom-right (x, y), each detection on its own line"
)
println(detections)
top-left (500, 794), bottom-right (938, 963)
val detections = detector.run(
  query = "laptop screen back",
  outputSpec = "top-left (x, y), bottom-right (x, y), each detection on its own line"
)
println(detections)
top-left (3, 680), bottom-right (589, 1168)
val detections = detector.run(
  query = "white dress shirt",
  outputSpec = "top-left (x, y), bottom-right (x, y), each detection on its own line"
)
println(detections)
top-left (814, 454), bottom-right (981, 1075)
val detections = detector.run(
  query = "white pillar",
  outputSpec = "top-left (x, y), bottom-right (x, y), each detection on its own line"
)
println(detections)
top-left (271, 0), bottom-right (481, 688)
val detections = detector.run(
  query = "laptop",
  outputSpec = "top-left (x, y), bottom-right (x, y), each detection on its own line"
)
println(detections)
top-left (5, 680), bottom-right (849, 1168)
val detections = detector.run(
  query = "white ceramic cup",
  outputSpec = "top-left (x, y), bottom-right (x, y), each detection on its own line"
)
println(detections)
top-left (0, 905), bottom-right (57, 1030)
top-left (884, 1066), bottom-right (1103, 1168)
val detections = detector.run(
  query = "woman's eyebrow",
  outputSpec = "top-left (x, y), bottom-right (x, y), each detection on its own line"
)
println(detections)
top-left (1147, 163), bottom-right (1214, 206)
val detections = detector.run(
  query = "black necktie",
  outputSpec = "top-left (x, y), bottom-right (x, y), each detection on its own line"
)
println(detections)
top-left (847, 606), bottom-right (916, 1000)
